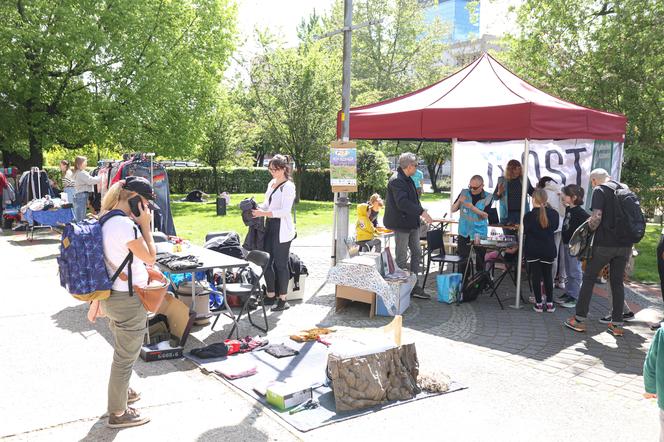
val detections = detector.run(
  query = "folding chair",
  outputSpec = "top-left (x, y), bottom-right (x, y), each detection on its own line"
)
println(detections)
top-left (211, 250), bottom-right (270, 339)
top-left (422, 228), bottom-right (464, 290)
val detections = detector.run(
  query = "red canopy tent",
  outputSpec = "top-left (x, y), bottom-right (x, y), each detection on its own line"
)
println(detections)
top-left (336, 53), bottom-right (627, 308)
top-left (337, 52), bottom-right (626, 142)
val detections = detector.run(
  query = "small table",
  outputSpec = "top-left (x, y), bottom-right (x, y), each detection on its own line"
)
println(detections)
top-left (463, 241), bottom-right (519, 309)
top-left (23, 207), bottom-right (75, 240)
top-left (155, 244), bottom-right (248, 336)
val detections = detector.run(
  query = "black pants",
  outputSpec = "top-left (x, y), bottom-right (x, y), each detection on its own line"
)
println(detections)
top-left (263, 219), bottom-right (291, 296)
top-left (658, 234), bottom-right (664, 303)
top-left (457, 235), bottom-right (485, 275)
top-left (529, 260), bottom-right (553, 304)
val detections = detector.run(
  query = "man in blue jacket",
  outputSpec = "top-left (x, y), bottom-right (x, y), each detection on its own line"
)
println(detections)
top-left (384, 153), bottom-right (433, 299)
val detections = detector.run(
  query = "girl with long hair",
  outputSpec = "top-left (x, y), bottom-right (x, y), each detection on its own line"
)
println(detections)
top-left (523, 188), bottom-right (560, 312)
top-left (558, 185), bottom-right (589, 308)
top-left (252, 155), bottom-right (296, 311)
top-left (72, 156), bottom-right (101, 221)
top-left (99, 177), bottom-right (157, 428)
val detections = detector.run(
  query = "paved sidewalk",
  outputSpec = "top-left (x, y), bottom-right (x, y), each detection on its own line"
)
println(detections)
top-left (1, 227), bottom-right (662, 441)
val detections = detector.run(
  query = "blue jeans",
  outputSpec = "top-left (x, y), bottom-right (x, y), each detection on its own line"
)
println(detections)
top-left (73, 192), bottom-right (89, 222)
top-left (563, 245), bottom-right (582, 299)
top-left (63, 187), bottom-right (76, 205)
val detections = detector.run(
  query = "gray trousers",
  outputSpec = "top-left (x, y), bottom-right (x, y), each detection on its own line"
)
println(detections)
top-left (575, 246), bottom-right (631, 323)
top-left (101, 290), bottom-right (147, 414)
top-left (394, 229), bottom-right (421, 275)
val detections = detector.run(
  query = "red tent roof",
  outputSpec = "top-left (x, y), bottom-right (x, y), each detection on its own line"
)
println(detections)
top-left (338, 53), bottom-right (626, 142)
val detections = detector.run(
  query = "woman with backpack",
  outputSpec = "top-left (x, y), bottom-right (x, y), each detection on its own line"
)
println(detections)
top-left (99, 176), bottom-right (158, 428)
top-left (252, 154), bottom-right (296, 312)
top-left (72, 156), bottom-right (101, 221)
top-left (524, 189), bottom-right (560, 312)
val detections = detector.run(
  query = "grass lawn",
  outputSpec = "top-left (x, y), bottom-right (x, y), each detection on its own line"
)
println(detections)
top-left (420, 191), bottom-right (450, 202)
top-left (171, 193), bottom-right (335, 245)
top-left (633, 224), bottom-right (663, 284)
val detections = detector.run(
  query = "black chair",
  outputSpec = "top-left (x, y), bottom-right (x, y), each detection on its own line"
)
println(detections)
top-left (211, 250), bottom-right (270, 339)
top-left (422, 228), bottom-right (464, 289)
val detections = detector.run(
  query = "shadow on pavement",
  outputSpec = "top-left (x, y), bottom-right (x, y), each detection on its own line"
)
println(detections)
top-left (79, 418), bottom-right (118, 442)
top-left (195, 405), bottom-right (272, 442)
top-left (33, 253), bottom-right (60, 261)
top-left (8, 237), bottom-right (60, 246)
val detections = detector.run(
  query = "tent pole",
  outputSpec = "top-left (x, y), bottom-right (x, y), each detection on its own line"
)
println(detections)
top-left (511, 138), bottom-right (530, 309)
top-left (450, 138), bottom-right (457, 217)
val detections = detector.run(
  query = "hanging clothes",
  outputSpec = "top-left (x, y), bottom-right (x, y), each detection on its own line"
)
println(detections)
top-left (17, 168), bottom-right (56, 205)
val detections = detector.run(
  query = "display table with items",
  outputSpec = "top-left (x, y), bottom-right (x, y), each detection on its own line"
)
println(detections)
top-left (21, 196), bottom-right (74, 239)
top-left (327, 252), bottom-right (417, 318)
top-left (154, 242), bottom-right (251, 340)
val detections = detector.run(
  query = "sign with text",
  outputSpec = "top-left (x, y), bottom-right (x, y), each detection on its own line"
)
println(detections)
top-left (451, 139), bottom-right (623, 211)
top-left (330, 141), bottom-right (357, 192)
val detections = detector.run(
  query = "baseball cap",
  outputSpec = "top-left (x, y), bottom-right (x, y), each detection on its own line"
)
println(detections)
top-left (124, 176), bottom-right (160, 211)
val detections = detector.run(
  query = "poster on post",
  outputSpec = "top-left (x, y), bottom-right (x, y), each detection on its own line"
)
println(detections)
top-left (330, 141), bottom-right (357, 192)
top-left (451, 139), bottom-right (624, 213)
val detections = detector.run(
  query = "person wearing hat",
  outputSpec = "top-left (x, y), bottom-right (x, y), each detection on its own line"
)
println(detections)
top-left (98, 176), bottom-right (158, 428)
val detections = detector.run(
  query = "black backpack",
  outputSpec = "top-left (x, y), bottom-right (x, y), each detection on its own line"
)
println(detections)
top-left (601, 182), bottom-right (646, 244)
top-left (460, 271), bottom-right (491, 303)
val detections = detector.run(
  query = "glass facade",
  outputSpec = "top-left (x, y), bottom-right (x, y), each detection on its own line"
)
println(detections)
top-left (423, 0), bottom-right (480, 43)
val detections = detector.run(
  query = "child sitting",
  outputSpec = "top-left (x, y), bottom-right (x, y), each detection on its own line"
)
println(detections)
top-left (356, 194), bottom-right (384, 252)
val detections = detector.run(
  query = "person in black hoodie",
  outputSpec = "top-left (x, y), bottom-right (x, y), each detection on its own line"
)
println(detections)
top-left (383, 153), bottom-right (433, 299)
top-left (524, 188), bottom-right (560, 312)
top-left (556, 185), bottom-right (589, 308)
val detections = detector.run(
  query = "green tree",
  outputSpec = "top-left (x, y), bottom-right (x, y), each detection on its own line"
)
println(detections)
top-left (248, 26), bottom-right (341, 198)
top-left (504, 0), bottom-right (664, 208)
top-left (418, 141), bottom-right (451, 193)
top-left (356, 143), bottom-right (390, 201)
top-left (0, 0), bottom-right (236, 169)
top-left (322, 0), bottom-right (449, 105)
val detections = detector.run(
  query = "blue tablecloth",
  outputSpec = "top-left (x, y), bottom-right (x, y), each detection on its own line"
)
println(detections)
top-left (24, 207), bottom-right (74, 227)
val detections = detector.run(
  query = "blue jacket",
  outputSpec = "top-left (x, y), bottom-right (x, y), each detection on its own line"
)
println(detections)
top-left (457, 189), bottom-right (492, 239)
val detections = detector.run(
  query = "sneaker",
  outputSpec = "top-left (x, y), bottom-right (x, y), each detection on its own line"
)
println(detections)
top-left (599, 312), bottom-right (635, 324)
top-left (607, 322), bottom-right (624, 337)
top-left (411, 285), bottom-right (431, 300)
top-left (127, 388), bottom-right (141, 405)
top-left (555, 294), bottom-right (572, 305)
top-left (561, 299), bottom-right (577, 309)
top-left (271, 299), bottom-right (290, 312)
top-left (546, 303), bottom-right (556, 313)
top-left (650, 322), bottom-right (662, 331)
top-left (563, 316), bottom-right (587, 332)
top-left (107, 407), bottom-right (150, 429)
top-left (533, 303), bottom-right (543, 313)
top-left (555, 281), bottom-right (566, 290)
top-left (262, 296), bottom-right (276, 306)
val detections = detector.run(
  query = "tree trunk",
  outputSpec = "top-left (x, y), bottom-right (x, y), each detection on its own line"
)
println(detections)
top-left (427, 163), bottom-right (439, 193)
top-left (1, 145), bottom-right (42, 172)
top-left (293, 167), bottom-right (303, 203)
top-left (212, 165), bottom-right (219, 194)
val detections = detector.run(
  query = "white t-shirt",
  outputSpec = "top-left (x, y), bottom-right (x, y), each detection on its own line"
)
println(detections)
top-left (102, 215), bottom-right (149, 291)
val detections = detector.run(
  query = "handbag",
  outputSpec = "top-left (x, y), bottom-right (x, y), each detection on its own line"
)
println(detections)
top-left (132, 267), bottom-right (168, 312)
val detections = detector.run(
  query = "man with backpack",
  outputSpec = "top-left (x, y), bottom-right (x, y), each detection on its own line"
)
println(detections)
top-left (564, 168), bottom-right (646, 337)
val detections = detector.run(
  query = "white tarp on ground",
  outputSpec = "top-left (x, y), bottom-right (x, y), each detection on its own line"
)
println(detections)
top-left (451, 139), bottom-right (623, 211)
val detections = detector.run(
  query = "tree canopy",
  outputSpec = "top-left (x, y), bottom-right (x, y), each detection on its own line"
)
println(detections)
top-left (0, 0), bottom-right (236, 169)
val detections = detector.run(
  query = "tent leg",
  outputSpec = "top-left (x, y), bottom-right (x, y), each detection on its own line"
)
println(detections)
top-left (450, 138), bottom-right (457, 217)
top-left (510, 138), bottom-right (530, 309)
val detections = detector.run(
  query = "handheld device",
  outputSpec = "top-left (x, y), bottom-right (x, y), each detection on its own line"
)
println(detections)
top-left (128, 195), bottom-right (144, 217)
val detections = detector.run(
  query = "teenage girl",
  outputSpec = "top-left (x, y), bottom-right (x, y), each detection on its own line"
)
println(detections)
top-left (524, 189), bottom-right (560, 312)
top-left (559, 185), bottom-right (589, 308)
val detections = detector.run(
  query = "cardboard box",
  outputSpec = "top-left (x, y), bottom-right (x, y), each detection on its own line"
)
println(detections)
top-left (335, 285), bottom-right (376, 318)
top-left (140, 293), bottom-right (196, 362)
top-left (266, 382), bottom-right (313, 410)
top-left (375, 275), bottom-right (417, 316)
top-left (286, 274), bottom-right (307, 301)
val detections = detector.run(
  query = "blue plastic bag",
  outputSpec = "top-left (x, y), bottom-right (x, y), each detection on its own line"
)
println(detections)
top-left (436, 273), bottom-right (462, 304)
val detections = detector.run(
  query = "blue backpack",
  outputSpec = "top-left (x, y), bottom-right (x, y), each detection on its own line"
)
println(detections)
top-left (57, 210), bottom-right (132, 301)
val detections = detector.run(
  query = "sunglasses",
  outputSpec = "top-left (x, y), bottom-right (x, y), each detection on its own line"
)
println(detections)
top-left (468, 184), bottom-right (482, 190)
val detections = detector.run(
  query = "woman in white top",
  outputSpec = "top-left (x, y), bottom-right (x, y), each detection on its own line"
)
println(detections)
top-left (99, 176), bottom-right (157, 429)
top-left (72, 155), bottom-right (101, 221)
top-left (60, 160), bottom-right (75, 204)
top-left (252, 154), bottom-right (296, 311)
